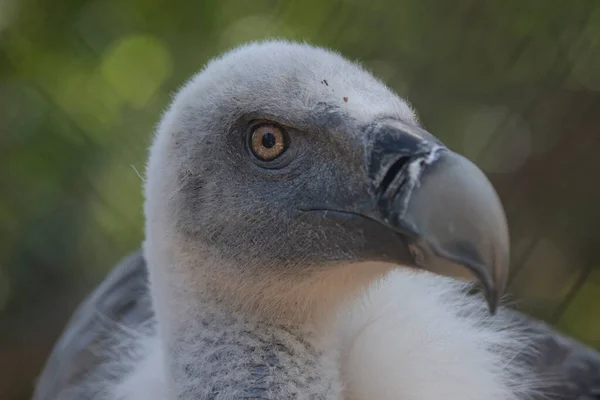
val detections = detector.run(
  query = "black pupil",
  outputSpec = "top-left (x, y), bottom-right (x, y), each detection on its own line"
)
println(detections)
top-left (261, 132), bottom-right (276, 148)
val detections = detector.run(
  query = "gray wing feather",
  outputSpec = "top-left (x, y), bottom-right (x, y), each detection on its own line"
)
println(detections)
top-left (32, 251), bottom-right (599, 399)
top-left (33, 251), bottom-right (153, 400)
top-left (509, 311), bottom-right (600, 399)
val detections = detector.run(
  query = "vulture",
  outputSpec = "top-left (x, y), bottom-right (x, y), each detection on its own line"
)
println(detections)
top-left (34, 40), bottom-right (600, 400)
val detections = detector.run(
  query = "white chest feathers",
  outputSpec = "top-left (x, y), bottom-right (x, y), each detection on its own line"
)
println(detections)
top-left (339, 270), bottom-right (532, 400)
top-left (114, 270), bottom-right (533, 400)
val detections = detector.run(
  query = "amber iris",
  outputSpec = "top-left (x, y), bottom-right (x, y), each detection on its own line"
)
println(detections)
top-left (250, 125), bottom-right (286, 161)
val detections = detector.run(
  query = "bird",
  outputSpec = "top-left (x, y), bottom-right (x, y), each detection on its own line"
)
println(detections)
top-left (33, 40), bottom-right (600, 400)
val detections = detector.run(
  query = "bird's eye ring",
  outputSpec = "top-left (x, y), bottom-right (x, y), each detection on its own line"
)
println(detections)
top-left (249, 124), bottom-right (288, 161)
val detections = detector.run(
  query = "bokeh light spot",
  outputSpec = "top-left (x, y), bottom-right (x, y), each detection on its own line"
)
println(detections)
top-left (101, 35), bottom-right (172, 109)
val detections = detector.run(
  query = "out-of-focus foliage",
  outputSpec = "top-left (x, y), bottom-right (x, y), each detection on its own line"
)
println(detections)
top-left (1, 0), bottom-right (599, 398)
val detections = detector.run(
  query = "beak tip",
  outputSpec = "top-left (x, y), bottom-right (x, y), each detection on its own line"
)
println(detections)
top-left (483, 271), bottom-right (506, 314)
top-left (486, 289), bottom-right (499, 315)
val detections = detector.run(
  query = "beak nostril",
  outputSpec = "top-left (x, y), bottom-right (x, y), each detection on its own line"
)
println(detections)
top-left (378, 156), bottom-right (411, 197)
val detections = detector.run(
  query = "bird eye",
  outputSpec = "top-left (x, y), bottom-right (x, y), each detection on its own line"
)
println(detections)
top-left (249, 124), bottom-right (287, 161)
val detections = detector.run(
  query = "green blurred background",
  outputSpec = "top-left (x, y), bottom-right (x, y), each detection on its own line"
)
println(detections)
top-left (1, 0), bottom-right (600, 398)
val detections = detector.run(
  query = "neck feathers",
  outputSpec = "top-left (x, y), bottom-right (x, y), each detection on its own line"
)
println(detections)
top-left (144, 233), bottom-right (536, 400)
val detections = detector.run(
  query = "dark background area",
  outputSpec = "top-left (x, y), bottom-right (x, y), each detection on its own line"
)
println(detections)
top-left (1, 0), bottom-right (599, 398)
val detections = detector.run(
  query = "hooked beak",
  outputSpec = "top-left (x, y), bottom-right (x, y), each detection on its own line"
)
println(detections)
top-left (307, 119), bottom-right (510, 313)
top-left (368, 119), bottom-right (509, 313)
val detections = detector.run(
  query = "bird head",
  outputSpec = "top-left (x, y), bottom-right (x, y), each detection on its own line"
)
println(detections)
top-left (144, 40), bottom-right (509, 323)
